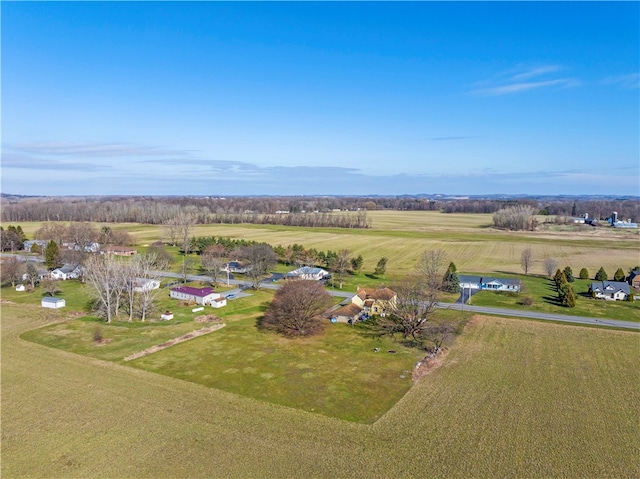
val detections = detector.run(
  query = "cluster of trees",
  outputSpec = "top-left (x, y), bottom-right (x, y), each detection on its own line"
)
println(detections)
top-left (1, 197), bottom-right (371, 229)
top-left (493, 205), bottom-right (538, 231)
top-left (3, 195), bottom-right (637, 226)
top-left (83, 253), bottom-right (167, 323)
top-left (262, 249), bottom-right (457, 352)
top-left (33, 222), bottom-right (133, 249)
top-left (539, 199), bottom-right (638, 223)
top-left (0, 225), bottom-right (27, 251)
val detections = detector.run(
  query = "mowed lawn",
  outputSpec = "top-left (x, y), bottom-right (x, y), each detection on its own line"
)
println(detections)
top-left (19, 287), bottom-right (426, 423)
top-left (467, 274), bottom-right (640, 322)
top-left (3, 302), bottom-right (639, 478)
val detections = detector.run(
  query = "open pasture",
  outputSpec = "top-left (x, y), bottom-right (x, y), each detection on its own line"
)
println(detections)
top-left (3, 304), bottom-right (639, 478)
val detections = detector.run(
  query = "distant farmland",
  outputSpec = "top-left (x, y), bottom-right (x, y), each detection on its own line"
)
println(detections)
top-left (3, 304), bottom-right (639, 478)
top-left (12, 210), bottom-right (639, 278)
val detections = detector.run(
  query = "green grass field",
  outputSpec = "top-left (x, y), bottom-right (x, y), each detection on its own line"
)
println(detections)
top-left (465, 273), bottom-right (640, 322)
top-left (3, 304), bottom-right (639, 478)
top-left (20, 287), bottom-right (429, 423)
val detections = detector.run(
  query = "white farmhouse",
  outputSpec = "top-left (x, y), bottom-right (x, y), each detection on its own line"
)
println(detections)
top-left (50, 264), bottom-right (82, 280)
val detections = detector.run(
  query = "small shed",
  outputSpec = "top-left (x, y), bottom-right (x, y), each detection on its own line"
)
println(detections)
top-left (15, 284), bottom-right (26, 292)
top-left (41, 297), bottom-right (66, 309)
top-left (161, 311), bottom-right (174, 320)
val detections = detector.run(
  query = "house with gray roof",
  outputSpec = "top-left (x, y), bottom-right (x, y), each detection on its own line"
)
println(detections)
top-left (286, 266), bottom-right (330, 281)
top-left (589, 281), bottom-right (630, 301)
top-left (458, 275), bottom-right (521, 292)
top-left (50, 264), bottom-right (82, 280)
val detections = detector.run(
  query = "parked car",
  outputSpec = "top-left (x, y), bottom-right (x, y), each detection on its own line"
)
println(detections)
top-left (226, 293), bottom-right (236, 299)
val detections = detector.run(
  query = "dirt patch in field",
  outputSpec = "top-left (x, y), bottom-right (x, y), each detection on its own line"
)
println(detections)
top-left (123, 323), bottom-right (226, 361)
top-left (412, 348), bottom-right (450, 382)
top-left (194, 314), bottom-right (223, 323)
top-left (94, 338), bottom-right (113, 346)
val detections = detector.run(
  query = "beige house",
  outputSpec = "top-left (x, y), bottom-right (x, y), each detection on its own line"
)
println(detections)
top-left (331, 286), bottom-right (397, 323)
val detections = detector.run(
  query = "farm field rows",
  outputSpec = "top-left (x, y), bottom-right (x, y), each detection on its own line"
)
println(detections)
top-left (3, 304), bottom-right (639, 478)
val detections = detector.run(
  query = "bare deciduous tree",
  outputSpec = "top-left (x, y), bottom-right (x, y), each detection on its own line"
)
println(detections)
top-left (331, 249), bottom-right (351, 289)
top-left (84, 255), bottom-right (126, 323)
top-left (262, 280), bottom-right (333, 336)
top-left (201, 244), bottom-right (226, 286)
top-left (376, 249), bottom-right (446, 343)
top-left (40, 278), bottom-right (61, 297)
top-left (24, 261), bottom-right (40, 288)
top-left (544, 258), bottom-right (558, 277)
top-left (2, 256), bottom-right (25, 287)
top-left (241, 244), bottom-right (277, 289)
top-left (521, 248), bottom-right (534, 275)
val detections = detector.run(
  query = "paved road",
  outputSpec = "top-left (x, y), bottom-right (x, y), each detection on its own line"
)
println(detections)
top-left (439, 302), bottom-right (640, 330)
top-left (153, 270), bottom-right (640, 330)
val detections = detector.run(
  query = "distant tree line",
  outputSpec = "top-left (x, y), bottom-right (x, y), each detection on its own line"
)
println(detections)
top-left (1, 195), bottom-right (637, 225)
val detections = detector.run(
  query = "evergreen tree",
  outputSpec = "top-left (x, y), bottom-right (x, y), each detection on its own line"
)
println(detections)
top-left (350, 255), bottom-right (364, 274)
top-left (560, 283), bottom-right (576, 307)
top-left (563, 266), bottom-right (575, 283)
top-left (613, 268), bottom-right (626, 282)
top-left (44, 240), bottom-right (60, 270)
top-left (374, 257), bottom-right (388, 277)
top-left (595, 267), bottom-right (608, 281)
top-left (554, 269), bottom-right (568, 290)
top-left (579, 267), bottom-right (589, 280)
top-left (442, 262), bottom-right (460, 293)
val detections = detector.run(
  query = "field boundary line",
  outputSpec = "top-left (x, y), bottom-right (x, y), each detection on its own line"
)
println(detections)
top-left (124, 323), bottom-right (226, 361)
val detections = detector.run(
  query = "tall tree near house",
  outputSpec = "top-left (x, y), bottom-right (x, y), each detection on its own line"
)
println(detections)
top-left (374, 257), bottom-right (388, 277)
top-left (376, 275), bottom-right (439, 342)
top-left (544, 258), bottom-right (558, 278)
top-left (579, 267), bottom-right (589, 280)
top-left (24, 261), bottom-right (40, 288)
top-left (2, 256), bottom-right (24, 287)
top-left (66, 222), bottom-right (97, 251)
top-left (376, 250), bottom-right (446, 343)
top-left (520, 248), bottom-right (534, 275)
top-left (416, 249), bottom-right (447, 294)
top-left (84, 254), bottom-right (126, 323)
top-left (595, 267), bottom-right (608, 281)
top-left (44, 240), bottom-right (61, 270)
top-left (613, 268), bottom-right (626, 282)
top-left (332, 249), bottom-right (352, 289)
top-left (40, 278), bottom-right (61, 297)
top-left (262, 280), bottom-right (333, 336)
top-left (201, 244), bottom-right (226, 286)
top-left (241, 243), bottom-right (278, 289)
top-left (442, 262), bottom-right (460, 293)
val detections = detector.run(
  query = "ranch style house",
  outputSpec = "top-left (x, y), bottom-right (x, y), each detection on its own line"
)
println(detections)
top-left (286, 266), bottom-right (330, 281)
top-left (169, 286), bottom-right (227, 308)
top-left (458, 275), bottom-right (521, 292)
top-left (589, 281), bottom-right (630, 301)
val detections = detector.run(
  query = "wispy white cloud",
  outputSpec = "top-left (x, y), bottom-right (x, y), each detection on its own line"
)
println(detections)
top-left (5, 142), bottom-right (195, 158)
top-left (470, 64), bottom-right (580, 96)
top-left (602, 73), bottom-right (640, 90)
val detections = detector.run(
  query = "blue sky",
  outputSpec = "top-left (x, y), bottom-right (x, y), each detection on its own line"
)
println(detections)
top-left (2, 2), bottom-right (638, 196)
